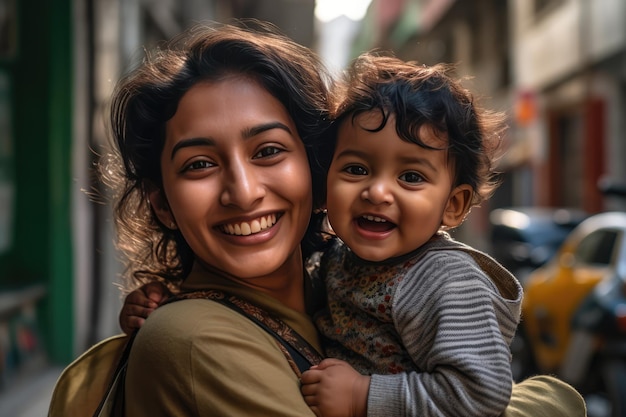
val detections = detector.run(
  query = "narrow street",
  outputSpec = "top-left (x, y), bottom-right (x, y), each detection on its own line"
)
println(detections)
top-left (0, 366), bottom-right (61, 417)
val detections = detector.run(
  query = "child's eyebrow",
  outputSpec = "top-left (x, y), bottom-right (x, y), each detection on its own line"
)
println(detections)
top-left (397, 155), bottom-right (438, 172)
top-left (335, 148), bottom-right (440, 172)
top-left (333, 148), bottom-right (368, 160)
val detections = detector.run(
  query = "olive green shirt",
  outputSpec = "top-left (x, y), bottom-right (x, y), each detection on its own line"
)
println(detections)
top-left (125, 262), bottom-right (321, 416)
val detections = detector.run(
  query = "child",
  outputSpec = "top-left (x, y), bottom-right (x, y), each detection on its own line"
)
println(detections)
top-left (299, 54), bottom-right (520, 417)
top-left (121, 54), bottom-right (521, 417)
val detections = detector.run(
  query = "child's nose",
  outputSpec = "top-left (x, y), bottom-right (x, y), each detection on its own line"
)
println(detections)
top-left (361, 179), bottom-right (394, 205)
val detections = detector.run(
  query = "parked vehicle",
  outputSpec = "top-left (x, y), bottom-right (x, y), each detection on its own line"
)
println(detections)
top-left (488, 207), bottom-right (587, 283)
top-left (516, 211), bottom-right (626, 417)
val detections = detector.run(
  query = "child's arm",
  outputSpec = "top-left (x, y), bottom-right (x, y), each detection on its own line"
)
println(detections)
top-left (119, 281), bottom-right (170, 334)
top-left (300, 358), bottom-right (370, 417)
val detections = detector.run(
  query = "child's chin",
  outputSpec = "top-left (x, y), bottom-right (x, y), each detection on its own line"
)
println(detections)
top-left (353, 249), bottom-right (389, 262)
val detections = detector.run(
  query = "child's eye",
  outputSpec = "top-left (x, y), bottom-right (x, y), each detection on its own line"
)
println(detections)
top-left (345, 165), bottom-right (368, 176)
top-left (400, 171), bottom-right (423, 184)
top-left (254, 146), bottom-right (283, 159)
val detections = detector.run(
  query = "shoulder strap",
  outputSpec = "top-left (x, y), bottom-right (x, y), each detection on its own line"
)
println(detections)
top-left (92, 332), bottom-right (136, 417)
top-left (164, 289), bottom-right (324, 376)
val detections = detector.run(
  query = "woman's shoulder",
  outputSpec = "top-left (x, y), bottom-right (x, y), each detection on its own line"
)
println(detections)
top-left (138, 298), bottom-right (275, 346)
top-left (125, 298), bottom-right (315, 416)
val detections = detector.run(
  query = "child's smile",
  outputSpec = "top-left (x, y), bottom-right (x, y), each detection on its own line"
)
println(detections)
top-left (355, 214), bottom-right (396, 238)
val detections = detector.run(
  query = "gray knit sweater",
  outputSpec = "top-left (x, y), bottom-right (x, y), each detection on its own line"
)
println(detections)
top-left (314, 233), bottom-right (522, 417)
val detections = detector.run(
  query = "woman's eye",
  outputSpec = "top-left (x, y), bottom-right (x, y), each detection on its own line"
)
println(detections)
top-left (254, 146), bottom-right (283, 159)
top-left (183, 160), bottom-right (214, 172)
top-left (345, 165), bottom-right (368, 176)
top-left (400, 171), bottom-right (423, 183)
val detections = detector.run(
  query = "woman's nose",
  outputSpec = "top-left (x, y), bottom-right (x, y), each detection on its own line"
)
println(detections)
top-left (360, 179), bottom-right (394, 205)
top-left (219, 157), bottom-right (266, 209)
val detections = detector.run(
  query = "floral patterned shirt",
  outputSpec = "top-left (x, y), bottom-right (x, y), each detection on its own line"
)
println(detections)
top-left (313, 233), bottom-right (522, 417)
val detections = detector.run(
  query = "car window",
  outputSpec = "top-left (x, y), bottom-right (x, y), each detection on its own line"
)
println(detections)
top-left (574, 229), bottom-right (617, 266)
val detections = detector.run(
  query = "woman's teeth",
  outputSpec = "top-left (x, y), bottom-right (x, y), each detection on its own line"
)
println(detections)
top-left (223, 214), bottom-right (277, 236)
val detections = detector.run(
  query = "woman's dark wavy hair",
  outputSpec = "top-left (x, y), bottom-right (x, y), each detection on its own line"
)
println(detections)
top-left (330, 53), bottom-right (506, 211)
top-left (102, 20), bottom-right (333, 290)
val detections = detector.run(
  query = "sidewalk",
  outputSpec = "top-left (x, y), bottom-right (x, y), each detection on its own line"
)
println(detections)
top-left (0, 365), bottom-right (62, 417)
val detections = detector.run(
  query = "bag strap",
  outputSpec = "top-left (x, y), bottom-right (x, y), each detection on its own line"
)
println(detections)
top-left (92, 332), bottom-right (136, 417)
top-left (165, 289), bottom-right (324, 375)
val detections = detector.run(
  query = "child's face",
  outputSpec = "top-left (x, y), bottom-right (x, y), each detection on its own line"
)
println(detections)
top-left (326, 111), bottom-right (463, 261)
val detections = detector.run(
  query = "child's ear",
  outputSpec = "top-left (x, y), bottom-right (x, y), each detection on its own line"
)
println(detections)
top-left (146, 183), bottom-right (177, 230)
top-left (443, 184), bottom-right (473, 228)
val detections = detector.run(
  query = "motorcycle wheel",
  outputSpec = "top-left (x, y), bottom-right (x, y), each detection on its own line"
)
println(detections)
top-left (601, 359), bottom-right (626, 417)
top-left (510, 325), bottom-right (537, 382)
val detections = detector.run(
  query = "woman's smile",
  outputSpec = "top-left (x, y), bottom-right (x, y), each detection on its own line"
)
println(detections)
top-left (220, 213), bottom-right (280, 236)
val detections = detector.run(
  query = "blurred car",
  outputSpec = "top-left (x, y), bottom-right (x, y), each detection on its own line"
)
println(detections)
top-left (519, 211), bottom-right (626, 417)
top-left (489, 207), bottom-right (588, 282)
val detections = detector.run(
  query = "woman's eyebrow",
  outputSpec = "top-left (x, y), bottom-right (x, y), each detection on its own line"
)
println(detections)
top-left (170, 122), bottom-right (292, 160)
top-left (170, 137), bottom-right (215, 160)
top-left (243, 121), bottom-right (292, 138)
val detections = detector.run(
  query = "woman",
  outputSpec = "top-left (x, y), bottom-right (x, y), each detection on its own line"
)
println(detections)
top-left (107, 21), bottom-right (586, 416)
top-left (108, 20), bottom-right (333, 416)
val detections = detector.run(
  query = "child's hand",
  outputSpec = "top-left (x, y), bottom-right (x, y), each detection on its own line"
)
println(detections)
top-left (119, 281), bottom-right (170, 334)
top-left (300, 358), bottom-right (370, 417)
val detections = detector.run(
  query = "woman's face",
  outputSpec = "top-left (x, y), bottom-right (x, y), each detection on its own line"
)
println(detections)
top-left (157, 78), bottom-right (312, 285)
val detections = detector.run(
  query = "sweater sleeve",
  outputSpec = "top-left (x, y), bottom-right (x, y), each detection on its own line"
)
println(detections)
top-left (367, 251), bottom-right (515, 417)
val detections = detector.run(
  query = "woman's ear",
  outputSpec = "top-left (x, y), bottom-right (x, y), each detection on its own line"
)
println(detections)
top-left (146, 183), bottom-right (177, 230)
top-left (443, 184), bottom-right (473, 228)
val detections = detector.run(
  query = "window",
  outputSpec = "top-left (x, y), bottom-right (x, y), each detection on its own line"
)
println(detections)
top-left (534, 0), bottom-right (563, 17)
top-left (575, 230), bottom-right (618, 266)
top-left (0, 0), bottom-right (16, 58)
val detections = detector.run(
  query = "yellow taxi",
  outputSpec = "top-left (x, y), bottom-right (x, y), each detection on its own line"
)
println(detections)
top-left (521, 212), bottom-right (626, 374)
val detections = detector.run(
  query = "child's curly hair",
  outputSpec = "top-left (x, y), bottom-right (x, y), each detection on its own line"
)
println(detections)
top-left (330, 53), bottom-right (507, 209)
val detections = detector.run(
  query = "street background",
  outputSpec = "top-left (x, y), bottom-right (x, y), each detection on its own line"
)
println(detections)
top-left (1, 0), bottom-right (625, 416)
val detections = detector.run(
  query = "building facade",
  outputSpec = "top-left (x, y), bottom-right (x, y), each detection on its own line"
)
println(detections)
top-left (0, 0), bottom-right (316, 388)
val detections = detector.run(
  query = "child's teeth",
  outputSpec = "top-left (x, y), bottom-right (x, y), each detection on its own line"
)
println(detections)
top-left (364, 215), bottom-right (386, 222)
